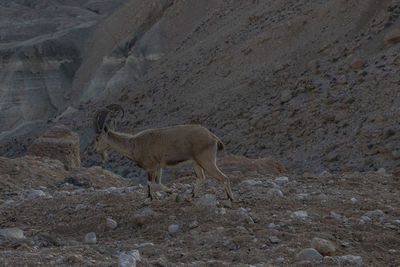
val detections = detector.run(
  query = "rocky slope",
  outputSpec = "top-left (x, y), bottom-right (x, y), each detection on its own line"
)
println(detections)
top-left (1, 0), bottom-right (400, 175)
top-left (0, 0), bottom-right (124, 132)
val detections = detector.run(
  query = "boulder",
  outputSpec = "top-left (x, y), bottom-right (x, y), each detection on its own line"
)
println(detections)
top-left (296, 248), bottom-right (323, 262)
top-left (311, 237), bottom-right (336, 256)
top-left (27, 125), bottom-right (80, 170)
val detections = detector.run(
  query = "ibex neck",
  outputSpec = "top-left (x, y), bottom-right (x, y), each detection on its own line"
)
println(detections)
top-left (106, 130), bottom-right (135, 159)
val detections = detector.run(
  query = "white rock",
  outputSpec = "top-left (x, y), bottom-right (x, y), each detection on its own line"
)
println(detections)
top-left (350, 198), bottom-right (357, 203)
top-left (269, 236), bottom-right (280, 244)
top-left (75, 204), bottom-right (85, 211)
top-left (168, 224), bottom-right (179, 233)
top-left (296, 193), bottom-right (308, 200)
top-left (130, 250), bottom-right (141, 262)
top-left (216, 207), bottom-right (226, 215)
top-left (106, 218), bottom-right (118, 229)
top-left (84, 232), bottom-right (96, 244)
top-left (365, 210), bottom-right (384, 217)
top-left (336, 255), bottom-right (362, 265)
top-left (118, 252), bottom-right (136, 267)
top-left (274, 176), bottom-right (289, 185)
top-left (320, 170), bottom-right (331, 176)
top-left (133, 242), bottom-right (154, 248)
top-left (330, 211), bottom-right (342, 221)
top-left (0, 227), bottom-right (25, 239)
top-left (266, 188), bottom-right (284, 199)
top-left (318, 194), bottom-right (328, 201)
top-left (296, 248), bottom-right (323, 262)
top-left (291, 210), bottom-right (308, 219)
top-left (376, 168), bottom-right (386, 174)
top-left (275, 257), bottom-right (285, 263)
top-left (189, 220), bottom-right (199, 229)
top-left (27, 189), bottom-right (46, 199)
top-left (242, 179), bottom-right (263, 186)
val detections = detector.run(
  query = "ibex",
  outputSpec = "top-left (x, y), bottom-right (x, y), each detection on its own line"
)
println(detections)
top-left (93, 105), bottom-right (234, 201)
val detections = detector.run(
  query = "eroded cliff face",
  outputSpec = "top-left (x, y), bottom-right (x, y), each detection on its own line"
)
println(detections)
top-left (0, 0), bottom-right (124, 132)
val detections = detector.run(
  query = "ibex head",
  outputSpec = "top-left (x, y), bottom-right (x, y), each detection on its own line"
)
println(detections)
top-left (93, 104), bottom-right (124, 162)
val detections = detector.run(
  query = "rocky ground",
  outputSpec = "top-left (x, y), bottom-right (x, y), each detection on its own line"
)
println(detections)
top-left (1, 154), bottom-right (399, 266)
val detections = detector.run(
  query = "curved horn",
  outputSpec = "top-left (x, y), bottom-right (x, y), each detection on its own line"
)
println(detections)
top-left (106, 104), bottom-right (124, 119)
top-left (93, 109), bottom-right (110, 133)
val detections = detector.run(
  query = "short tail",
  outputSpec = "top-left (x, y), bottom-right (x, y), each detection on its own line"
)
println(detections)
top-left (214, 135), bottom-right (225, 151)
top-left (217, 140), bottom-right (225, 151)
top-left (209, 129), bottom-right (225, 151)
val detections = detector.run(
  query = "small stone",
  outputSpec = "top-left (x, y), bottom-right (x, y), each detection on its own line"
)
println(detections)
top-left (350, 60), bottom-right (365, 69)
top-left (216, 207), bottom-right (226, 215)
top-left (320, 170), bottom-right (331, 176)
top-left (130, 250), bottom-right (141, 262)
top-left (168, 224), bottom-right (179, 233)
top-left (266, 188), bottom-right (284, 199)
top-left (85, 232), bottom-right (96, 244)
top-left (296, 248), bottom-right (323, 262)
top-left (336, 255), bottom-right (362, 265)
top-left (291, 210), bottom-right (308, 220)
top-left (330, 211), bottom-right (342, 221)
top-left (383, 28), bottom-right (400, 46)
top-left (189, 220), bottom-right (199, 229)
top-left (274, 176), bottom-right (289, 185)
top-left (221, 200), bottom-right (232, 209)
top-left (391, 150), bottom-right (400, 159)
top-left (311, 237), bottom-right (336, 256)
top-left (275, 257), bottom-right (285, 263)
top-left (365, 210), bottom-right (384, 217)
top-left (27, 189), bottom-right (46, 199)
top-left (118, 252), bottom-right (136, 267)
top-left (133, 242), bottom-right (154, 248)
top-left (350, 198), bottom-right (357, 204)
top-left (338, 75), bottom-right (347, 84)
top-left (106, 218), bottom-right (118, 229)
top-left (280, 89), bottom-right (292, 103)
top-left (377, 168), bottom-right (386, 175)
top-left (360, 216), bottom-right (371, 224)
top-left (67, 254), bottom-right (82, 263)
top-left (75, 204), bottom-right (85, 211)
top-left (242, 179), bottom-right (263, 186)
top-left (318, 194), bottom-right (328, 201)
top-left (0, 228), bottom-right (25, 239)
top-left (269, 236), bottom-right (280, 244)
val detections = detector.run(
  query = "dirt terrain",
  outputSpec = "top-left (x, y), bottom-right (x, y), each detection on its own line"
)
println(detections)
top-left (1, 0), bottom-right (400, 266)
top-left (1, 155), bottom-right (399, 266)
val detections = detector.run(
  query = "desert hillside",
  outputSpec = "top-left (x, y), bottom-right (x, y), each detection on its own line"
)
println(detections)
top-left (1, 0), bottom-right (400, 266)
top-left (1, 0), bottom-right (400, 176)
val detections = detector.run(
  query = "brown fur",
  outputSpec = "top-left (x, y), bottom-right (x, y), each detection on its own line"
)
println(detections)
top-left (94, 124), bottom-right (234, 201)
